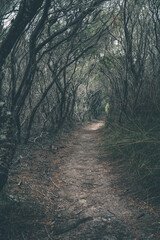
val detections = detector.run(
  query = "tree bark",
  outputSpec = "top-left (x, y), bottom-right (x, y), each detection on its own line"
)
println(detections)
top-left (0, 0), bottom-right (44, 191)
top-left (0, 0), bottom-right (44, 68)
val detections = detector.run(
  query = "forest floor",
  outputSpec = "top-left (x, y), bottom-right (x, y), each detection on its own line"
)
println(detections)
top-left (0, 120), bottom-right (160, 239)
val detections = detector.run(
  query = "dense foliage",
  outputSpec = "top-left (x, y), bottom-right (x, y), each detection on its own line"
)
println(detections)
top-left (99, 0), bottom-right (160, 194)
top-left (0, 0), bottom-right (160, 193)
top-left (0, 0), bottom-right (110, 190)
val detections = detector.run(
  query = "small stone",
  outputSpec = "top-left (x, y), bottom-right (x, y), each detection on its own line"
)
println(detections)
top-left (18, 180), bottom-right (22, 186)
top-left (8, 195), bottom-right (20, 203)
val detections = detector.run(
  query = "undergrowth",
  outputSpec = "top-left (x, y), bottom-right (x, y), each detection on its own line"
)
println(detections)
top-left (103, 120), bottom-right (160, 195)
top-left (0, 186), bottom-right (47, 240)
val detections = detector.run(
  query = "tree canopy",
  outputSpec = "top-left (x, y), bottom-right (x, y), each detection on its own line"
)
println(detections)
top-left (0, 0), bottom-right (160, 192)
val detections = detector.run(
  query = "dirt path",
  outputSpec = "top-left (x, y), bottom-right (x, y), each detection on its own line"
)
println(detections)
top-left (51, 120), bottom-right (136, 239)
top-left (49, 120), bottom-right (159, 239)
top-left (2, 120), bottom-right (160, 239)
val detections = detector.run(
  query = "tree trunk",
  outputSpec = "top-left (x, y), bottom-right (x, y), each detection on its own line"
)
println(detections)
top-left (0, 0), bottom-right (44, 191)
top-left (0, 104), bottom-right (16, 191)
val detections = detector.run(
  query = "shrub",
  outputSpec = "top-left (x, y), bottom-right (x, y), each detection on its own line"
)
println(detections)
top-left (104, 121), bottom-right (160, 194)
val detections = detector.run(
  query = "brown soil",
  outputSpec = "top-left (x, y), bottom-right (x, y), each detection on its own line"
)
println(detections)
top-left (1, 120), bottom-right (160, 239)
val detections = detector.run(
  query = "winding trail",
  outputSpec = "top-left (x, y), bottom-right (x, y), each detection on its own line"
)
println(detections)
top-left (50, 120), bottom-right (158, 239)
top-left (6, 120), bottom-right (160, 239)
